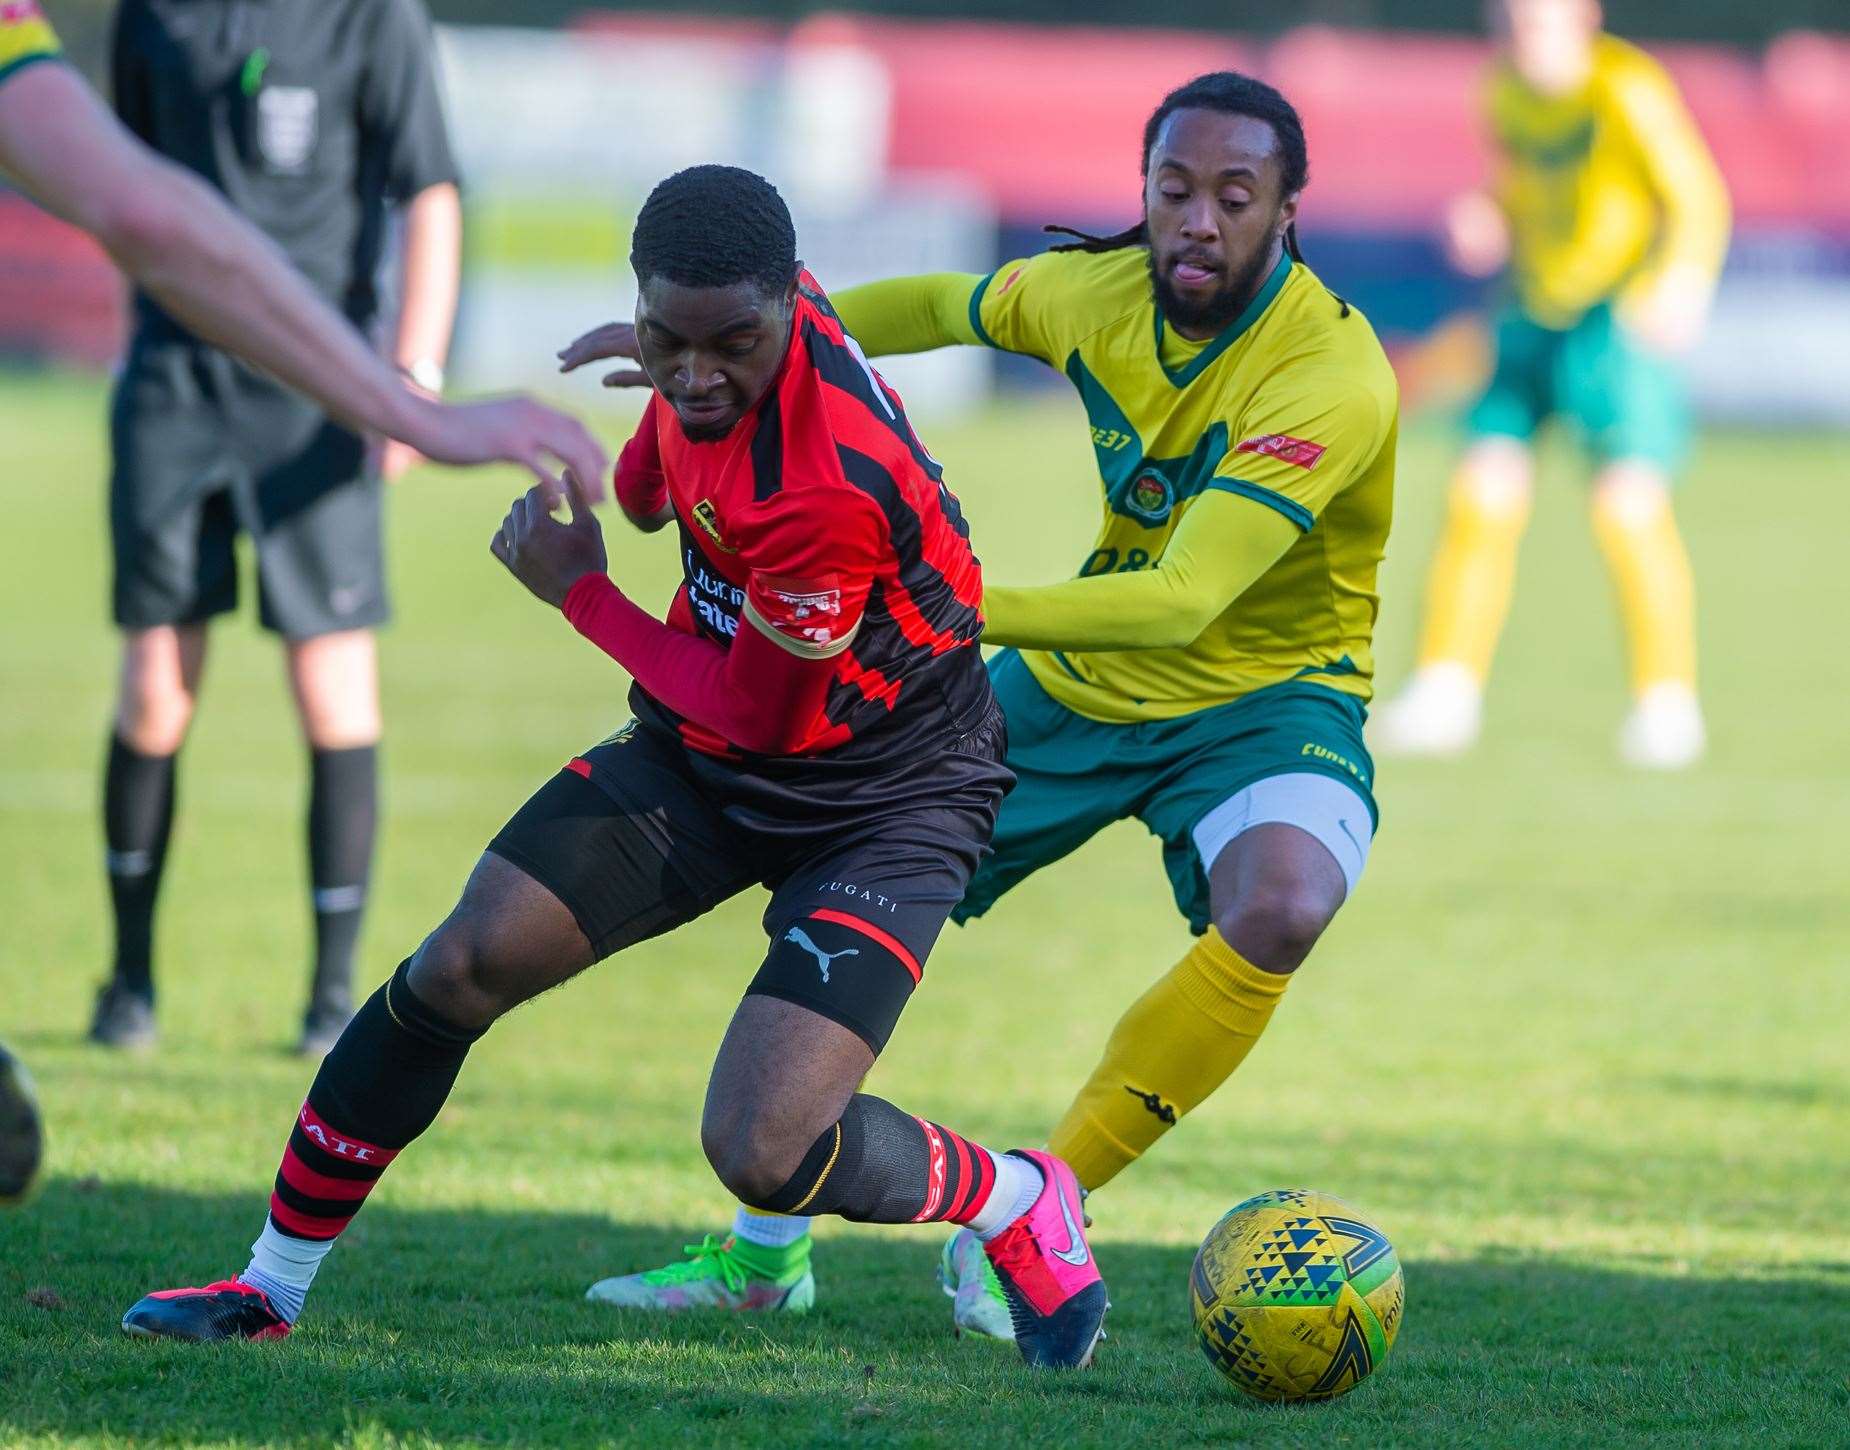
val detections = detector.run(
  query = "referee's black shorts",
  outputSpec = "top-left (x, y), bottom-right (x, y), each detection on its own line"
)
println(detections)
top-left (487, 708), bottom-right (1011, 1054)
top-left (109, 338), bottom-right (386, 640)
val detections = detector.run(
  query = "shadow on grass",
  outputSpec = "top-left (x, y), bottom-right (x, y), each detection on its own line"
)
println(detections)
top-left (2, 1179), bottom-right (1847, 1448)
top-left (1639, 1072), bottom-right (1844, 1109)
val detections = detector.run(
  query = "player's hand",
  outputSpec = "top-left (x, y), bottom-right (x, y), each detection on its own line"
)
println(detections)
top-left (397, 394), bottom-right (610, 501)
top-left (557, 322), bottom-right (649, 388)
top-left (1621, 263), bottom-right (1714, 356)
top-left (1443, 190), bottom-right (1510, 278)
top-left (489, 471), bottom-right (609, 609)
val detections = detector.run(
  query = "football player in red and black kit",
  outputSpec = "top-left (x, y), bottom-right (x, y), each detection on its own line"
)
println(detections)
top-left (119, 166), bottom-right (1108, 1370)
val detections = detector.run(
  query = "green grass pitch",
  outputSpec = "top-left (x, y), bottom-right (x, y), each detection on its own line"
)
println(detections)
top-left (1, 375), bottom-right (1846, 1447)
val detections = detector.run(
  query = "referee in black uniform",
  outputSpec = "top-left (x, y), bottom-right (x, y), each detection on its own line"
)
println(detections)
top-left (94, 0), bottom-right (461, 1056)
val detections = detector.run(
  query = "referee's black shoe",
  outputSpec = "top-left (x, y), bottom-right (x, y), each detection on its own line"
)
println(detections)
top-left (0, 1041), bottom-right (45, 1205)
top-left (296, 995), bottom-right (353, 1059)
top-left (89, 981), bottom-right (156, 1051)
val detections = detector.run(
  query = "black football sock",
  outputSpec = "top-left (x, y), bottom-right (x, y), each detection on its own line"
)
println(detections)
top-left (751, 1093), bottom-right (1009, 1225)
top-left (306, 745), bottom-right (377, 1014)
top-left (103, 733), bottom-right (177, 997)
top-left (267, 959), bottom-right (484, 1244)
top-left (249, 960), bottom-right (484, 1321)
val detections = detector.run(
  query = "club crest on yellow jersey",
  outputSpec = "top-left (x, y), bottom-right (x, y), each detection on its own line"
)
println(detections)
top-left (1126, 471), bottom-right (1174, 524)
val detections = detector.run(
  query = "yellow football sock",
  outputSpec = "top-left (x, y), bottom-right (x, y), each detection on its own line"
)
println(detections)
top-left (1414, 474), bottom-right (1533, 680)
top-left (1048, 929), bottom-right (1292, 1192)
top-left (1591, 484), bottom-right (1697, 693)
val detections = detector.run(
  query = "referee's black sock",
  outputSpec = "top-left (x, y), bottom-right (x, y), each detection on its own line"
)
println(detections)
top-left (306, 744), bottom-right (377, 1014)
top-left (103, 733), bottom-right (177, 998)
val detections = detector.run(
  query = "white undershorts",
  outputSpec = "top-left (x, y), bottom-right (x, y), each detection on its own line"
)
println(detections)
top-left (1190, 771), bottom-right (1375, 900)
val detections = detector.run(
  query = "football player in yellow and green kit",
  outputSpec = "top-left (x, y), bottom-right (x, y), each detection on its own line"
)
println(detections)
top-left (559, 71), bottom-right (1397, 1337)
top-left (1375, 0), bottom-right (1730, 770)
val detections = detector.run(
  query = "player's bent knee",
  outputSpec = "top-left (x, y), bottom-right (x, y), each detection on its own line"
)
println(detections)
top-left (702, 1122), bottom-right (809, 1207)
top-left (1591, 467), bottom-right (1673, 529)
top-left (1217, 885), bottom-right (1337, 974)
top-left (1454, 459), bottom-right (1534, 518)
top-left (404, 925), bottom-right (508, 1026)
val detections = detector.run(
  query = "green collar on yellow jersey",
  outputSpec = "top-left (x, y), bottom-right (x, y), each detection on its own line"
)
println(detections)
top-left (1152, 251), bottom-right (1293, 389)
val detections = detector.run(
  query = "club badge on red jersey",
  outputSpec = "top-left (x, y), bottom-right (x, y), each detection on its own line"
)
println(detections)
top-left (691, 499), bottom-right (737, 553)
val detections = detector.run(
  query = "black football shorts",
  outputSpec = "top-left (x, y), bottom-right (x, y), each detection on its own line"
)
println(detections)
top-left (109, 338), bottom-right (385, 639)
top-left (486, 708), bottom-right (1010, 1053)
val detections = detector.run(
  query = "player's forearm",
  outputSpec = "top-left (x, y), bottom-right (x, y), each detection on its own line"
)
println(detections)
top-left (831, 274), bottom-right (983, 356)
top-left (613, 426), bottom-right (671, 530)
top-left (562, 574), bottom-right (833, 754)
top-left (982, 573), bottom-right (1222, 652)
top-left (1655, 164), bottom-right (1731, 286)
top-left (981, 493), bottom-right (1300, 652)
top-left (0, 69), bottom-right (414, 436)
top-left (393, 182), bottom-right (461, 383)
top-left (119, 180), bottom-right (428, 440)
top-left (1626, 85), bottom-right (1732, 286)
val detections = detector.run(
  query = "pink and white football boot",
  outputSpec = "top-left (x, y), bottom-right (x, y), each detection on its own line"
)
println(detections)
top-left (981, 1149), bottom-right (1108, 1369)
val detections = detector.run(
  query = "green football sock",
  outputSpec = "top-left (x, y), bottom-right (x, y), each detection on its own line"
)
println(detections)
top-left (726, 1233), bottom-right (809, 1281)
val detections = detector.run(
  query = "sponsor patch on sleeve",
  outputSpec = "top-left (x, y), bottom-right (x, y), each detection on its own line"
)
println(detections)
top-left (1234, 433), bottom-right (1327, 470)
top-left (753, 574), bottom-right (847, 648)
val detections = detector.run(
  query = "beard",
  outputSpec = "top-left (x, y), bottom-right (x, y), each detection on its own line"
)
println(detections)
top-left (1147, 228), bottom-right (1282, 336)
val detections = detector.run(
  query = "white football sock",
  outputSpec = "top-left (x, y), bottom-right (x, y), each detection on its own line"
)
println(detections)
top-left (731, 1206), bottom-right (812, 1249)
top-left (968, 1151), bottom-right (1044, 1241)
top-left (242, 1217), bottom-right (334, 1324)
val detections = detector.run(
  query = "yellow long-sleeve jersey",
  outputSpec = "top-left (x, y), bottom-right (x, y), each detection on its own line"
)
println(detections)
top-left (836, 247), bottom-right (1399, 724)
top-left (1491, 34), bottom-right (1731, 328)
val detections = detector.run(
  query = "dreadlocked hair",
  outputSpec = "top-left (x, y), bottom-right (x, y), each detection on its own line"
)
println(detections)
top-left (631, 164), bottom-right (798, 294)
top-left (1046, 70), bottom-right (1348, 317)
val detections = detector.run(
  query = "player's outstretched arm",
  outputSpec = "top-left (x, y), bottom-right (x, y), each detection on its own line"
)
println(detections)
top-left (829, 274), bottom-right (983, 356)
top-left (1612, 64), bottom-right (1731, 354)
top-left (558, 274), bottom-right (983, 381)
top-left (491, 477), bottom-right (846, 756)
top-left (0, 63), bottom-right (607, 492)
top-left (982, 490), bottom-right (1301, 652)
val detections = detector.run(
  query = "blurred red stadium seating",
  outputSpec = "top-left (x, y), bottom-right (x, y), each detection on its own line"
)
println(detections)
top-left (797, 15), bottom-right (1255, 220)
top-left (6, 16), bottom-right (1848, 367)
top-left (0, 197), bottom-right (125, 366)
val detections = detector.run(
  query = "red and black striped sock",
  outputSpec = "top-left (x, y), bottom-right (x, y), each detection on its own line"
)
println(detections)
top-left (267, 959), bottom-right (482, 1242)
top-left (751, 1093), bottom-right (1003, 1226)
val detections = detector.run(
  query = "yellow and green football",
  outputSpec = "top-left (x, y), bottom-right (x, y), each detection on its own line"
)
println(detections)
top-left (1189, 1188), bottom-right (1404, 1402)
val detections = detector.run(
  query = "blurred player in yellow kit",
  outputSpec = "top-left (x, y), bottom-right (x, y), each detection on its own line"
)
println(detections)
top-left (1374, 0), bottom-right (1730, 769)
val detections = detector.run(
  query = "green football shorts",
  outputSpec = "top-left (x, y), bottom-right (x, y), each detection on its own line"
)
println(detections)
top-left (955, 650), bottom-right (1379, 936)
top-left (1466, 301), bottom-right (1690, 472)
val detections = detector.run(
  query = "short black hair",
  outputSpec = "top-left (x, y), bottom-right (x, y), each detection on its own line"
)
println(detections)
top-left (630, 164), bottom-right (798, 293)
top-left (1049, 71), bottom-right (1310, 257)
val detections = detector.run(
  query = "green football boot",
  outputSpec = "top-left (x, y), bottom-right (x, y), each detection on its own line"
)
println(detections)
top-left (586, 1233), bottom-right (815, 1313)
top-left (938, 1226), bottom-right (1016, 1341)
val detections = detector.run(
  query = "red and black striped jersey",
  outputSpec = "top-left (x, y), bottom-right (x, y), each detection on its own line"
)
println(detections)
top-left (617, 271), bottom-right (990, 768)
